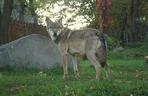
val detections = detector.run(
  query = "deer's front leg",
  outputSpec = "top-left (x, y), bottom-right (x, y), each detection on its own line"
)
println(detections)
top-left (62, 54), bottom-right (68, 80)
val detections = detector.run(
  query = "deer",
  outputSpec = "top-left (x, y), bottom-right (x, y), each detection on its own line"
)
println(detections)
top-left (45, 17), bottom-right (110, 80)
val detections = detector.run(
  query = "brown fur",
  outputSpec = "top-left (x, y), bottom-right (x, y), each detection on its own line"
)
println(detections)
top-left (46, 17), bottom-right (110, 80)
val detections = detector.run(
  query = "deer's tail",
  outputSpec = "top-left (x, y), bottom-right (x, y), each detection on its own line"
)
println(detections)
top-left (96, 32), bottom-right (107, 68)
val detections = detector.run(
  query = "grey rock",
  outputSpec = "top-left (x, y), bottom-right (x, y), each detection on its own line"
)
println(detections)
top-left (0, 34), bottom-right (64, 69)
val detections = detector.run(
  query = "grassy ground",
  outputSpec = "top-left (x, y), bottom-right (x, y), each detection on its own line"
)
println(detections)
top-left (0, 49), bottom-right (148, 96)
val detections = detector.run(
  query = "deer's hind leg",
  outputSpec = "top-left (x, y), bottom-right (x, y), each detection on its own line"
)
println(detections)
top-left (97, 48), bottom-right (110, 80)
top-left (105, 63), bottom-right (110, 80)
top-left (72, 54), bottom-right (80, 79)
top-left (99, 61), bottom-right (110, 80)
top-left (86, 52), bottom-right (102, 80)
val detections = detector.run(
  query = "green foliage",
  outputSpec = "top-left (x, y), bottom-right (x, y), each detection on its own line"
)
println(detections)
top-left (139, 0), bottom-right (148, 25)
top-left (140, 38), bottom-right (148, 54)
top-left (123, 37), bottom-right (148, 57)
top-left (31, 0), bottom-right (59, 9)
top-left (62, 0), bottom-right (98, 28)
top-left (110, 0), bottom-right (148, 43)
top-left (110, 0), bottom-right (129, 28)
top-left (63, 0), bottom-right (97, 18)
top-left (105, 34), bottom-right (120, 50)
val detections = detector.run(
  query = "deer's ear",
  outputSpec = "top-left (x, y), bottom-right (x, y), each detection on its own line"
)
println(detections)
top-left (45, 17), bottom-right (53, 26)
top-left (57, 17), bottom-right (62, 24)
top-left (56, 17), bottom-right (63, 27)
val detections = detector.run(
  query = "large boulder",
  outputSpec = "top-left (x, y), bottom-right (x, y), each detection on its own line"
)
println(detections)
top-left (0, 34), bottom-right (64, 69)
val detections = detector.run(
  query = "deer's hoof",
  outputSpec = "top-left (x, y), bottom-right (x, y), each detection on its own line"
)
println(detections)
top-left (63, 74), bottom-right (68, 80)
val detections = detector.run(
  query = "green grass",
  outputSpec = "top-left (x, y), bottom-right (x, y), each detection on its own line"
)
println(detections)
top-left (0, 50), bottom-right (148, 96)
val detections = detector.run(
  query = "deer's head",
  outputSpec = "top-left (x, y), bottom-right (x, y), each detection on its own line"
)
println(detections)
top-left (45, 17), bottom-right (63, 41)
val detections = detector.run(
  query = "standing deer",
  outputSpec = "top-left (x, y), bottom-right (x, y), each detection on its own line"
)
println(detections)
top-left (45, 17), bottom-right (110, 80)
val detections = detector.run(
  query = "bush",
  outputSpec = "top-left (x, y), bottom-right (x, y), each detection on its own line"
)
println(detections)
top-left (104, 34), bottom-right (120, 50)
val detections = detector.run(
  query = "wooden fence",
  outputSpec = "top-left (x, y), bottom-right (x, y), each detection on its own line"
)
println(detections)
top-left (5, 20), bottom-right (49, 43)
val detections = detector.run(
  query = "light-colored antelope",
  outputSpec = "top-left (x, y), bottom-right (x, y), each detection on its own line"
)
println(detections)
top-left (45, 17), bottom-right (110, 80)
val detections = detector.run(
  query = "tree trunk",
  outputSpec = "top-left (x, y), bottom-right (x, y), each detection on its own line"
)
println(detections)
top-left (0, 0), bottom-right (13, 44)
top-left (102, 0), bottom-right (108, 33)
top-left (0, 11), bottom-right (1, 23)
top-left (120, 9), bottom-right (128, 46)
top-left (131, 0), bottom-right (139, 41)
top-left (29, 0), bottom-right (38, 24)
top-left (96, 0), bottom-right (111, 33)
top-left (18, 0), bottom-right (25, 21)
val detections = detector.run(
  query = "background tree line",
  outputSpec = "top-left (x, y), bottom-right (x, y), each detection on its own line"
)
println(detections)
top-left (0, 0), bottom-right (148, 46)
